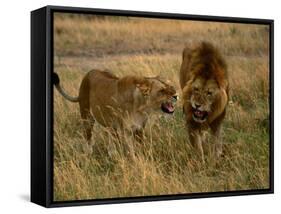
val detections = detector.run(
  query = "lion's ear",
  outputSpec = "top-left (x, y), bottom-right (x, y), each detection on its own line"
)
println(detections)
top-left (136, 81), bottom-right (151, 96)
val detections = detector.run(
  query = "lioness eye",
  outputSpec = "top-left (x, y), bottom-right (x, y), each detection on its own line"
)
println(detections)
top-left (158, 89), bottom-right (166, 95)
top-left (207, 91), bottom-right (212, 96)
top-left (193, 87), bottom-right (199, 92)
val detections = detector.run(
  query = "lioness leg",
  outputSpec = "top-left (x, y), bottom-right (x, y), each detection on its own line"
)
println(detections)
top-left (188, 129), bottom-right (204, 163)
top-left (134, 129), bottom-right (144, 142)
top-left (115, 128), bottom-right (136, 159)
top-left (78, 75), bottom-right (94, 142)
top-left (79, 107), bottom-right (94, 154)
top-left (79, 97), bottom-right (94, 141)
top-left (81, 109), bottom-right (94, 141)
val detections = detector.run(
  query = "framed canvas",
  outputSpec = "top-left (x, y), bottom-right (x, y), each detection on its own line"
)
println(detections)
top-left (31, 5), bottom-right (274, 208)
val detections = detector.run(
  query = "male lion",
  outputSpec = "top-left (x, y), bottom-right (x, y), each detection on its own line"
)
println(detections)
top-left (179, 42), bottom-right (229, 162)
top-left (54, 70), bottom-right (177, 143)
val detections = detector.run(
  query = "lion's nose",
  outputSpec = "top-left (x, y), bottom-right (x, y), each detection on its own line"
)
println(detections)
top-left (195, 104), bottom-right (201, 108)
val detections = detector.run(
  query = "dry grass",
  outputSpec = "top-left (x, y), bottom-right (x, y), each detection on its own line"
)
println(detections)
top-left (53, 13), bottom-right (270, 201)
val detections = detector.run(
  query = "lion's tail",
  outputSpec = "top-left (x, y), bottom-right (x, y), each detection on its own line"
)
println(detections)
top-left (53, 72), bottom-right (79, 103)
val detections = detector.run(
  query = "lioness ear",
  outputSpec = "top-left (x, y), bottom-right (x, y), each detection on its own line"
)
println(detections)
top-left (155, 75), bottom-right (172, 85)
top-left (136, 81), bottom-right (151, 97)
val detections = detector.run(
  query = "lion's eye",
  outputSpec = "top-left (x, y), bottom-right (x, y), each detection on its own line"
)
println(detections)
top-left (193, 87), bottom-right (199, 92)
top-left (207, 91), bottom-right (212, 96)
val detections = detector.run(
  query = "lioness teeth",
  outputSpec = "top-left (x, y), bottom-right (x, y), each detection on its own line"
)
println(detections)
top-left (161, 102), bottom-right (175, 114)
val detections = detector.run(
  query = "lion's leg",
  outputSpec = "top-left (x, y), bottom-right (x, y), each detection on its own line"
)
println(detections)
top-left (189, 129), bottom-right (205, 163)
top-left (210, 110), bottom-right (226, 159)
top-left (211, 124), bottom-right (223, 158)
top-left (201, 131), bottom-right (207, 144)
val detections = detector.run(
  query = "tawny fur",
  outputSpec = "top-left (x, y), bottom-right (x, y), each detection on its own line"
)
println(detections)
top-left (54, 70), bottom-right (177, 143)
top-left (179, 42), bottom-right (229, 162)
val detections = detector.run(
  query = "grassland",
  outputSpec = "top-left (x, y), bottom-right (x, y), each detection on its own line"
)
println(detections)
top-left (53, 13), bottom-right (270, 201)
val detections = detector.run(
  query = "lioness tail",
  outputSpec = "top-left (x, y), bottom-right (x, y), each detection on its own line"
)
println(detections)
top-left (53, 72), bottom-right (79, 102)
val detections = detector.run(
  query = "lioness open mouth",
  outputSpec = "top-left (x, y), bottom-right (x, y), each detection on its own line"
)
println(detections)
top-left (161, 101), bottom-right (175, 114)
top-left (192, 108), bottom-right (208, 122)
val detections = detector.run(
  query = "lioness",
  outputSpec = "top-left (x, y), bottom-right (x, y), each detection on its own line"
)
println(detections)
top-left (179, 42), bottom-right (229, 162)
top-left (54, 70), bottom-right (177, 142)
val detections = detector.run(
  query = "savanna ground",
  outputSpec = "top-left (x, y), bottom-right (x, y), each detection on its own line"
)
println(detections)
top-left (53, 13), bottom-right (270, 201)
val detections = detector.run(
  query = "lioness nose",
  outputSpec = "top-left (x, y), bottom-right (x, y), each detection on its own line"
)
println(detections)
top-left (195, 104), bottom-right (201, 108)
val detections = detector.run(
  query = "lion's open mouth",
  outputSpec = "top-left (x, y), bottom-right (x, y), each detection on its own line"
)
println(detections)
top-left (161, 101), bottom-right (175, 114)
top-left (192, 108), bottom-right (208, 122)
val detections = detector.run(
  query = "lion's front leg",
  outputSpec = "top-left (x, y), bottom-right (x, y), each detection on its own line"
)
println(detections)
top-left (211, 125), bottom-right (223, 158)
top-left (188, 129), bottom-right (205, 163)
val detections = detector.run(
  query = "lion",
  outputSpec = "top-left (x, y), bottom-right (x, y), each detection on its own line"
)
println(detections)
top-left (53, 70), bottom-right (178, 144)
top-left (179, 42), bottom-right (229, 162)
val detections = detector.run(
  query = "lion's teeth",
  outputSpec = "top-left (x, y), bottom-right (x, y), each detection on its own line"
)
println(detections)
top-left (195, 110), bottom-right (203, 117)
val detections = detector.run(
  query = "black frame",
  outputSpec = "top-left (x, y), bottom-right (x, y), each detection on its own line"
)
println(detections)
top-left (31, 5), bottom-right (274, 208)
